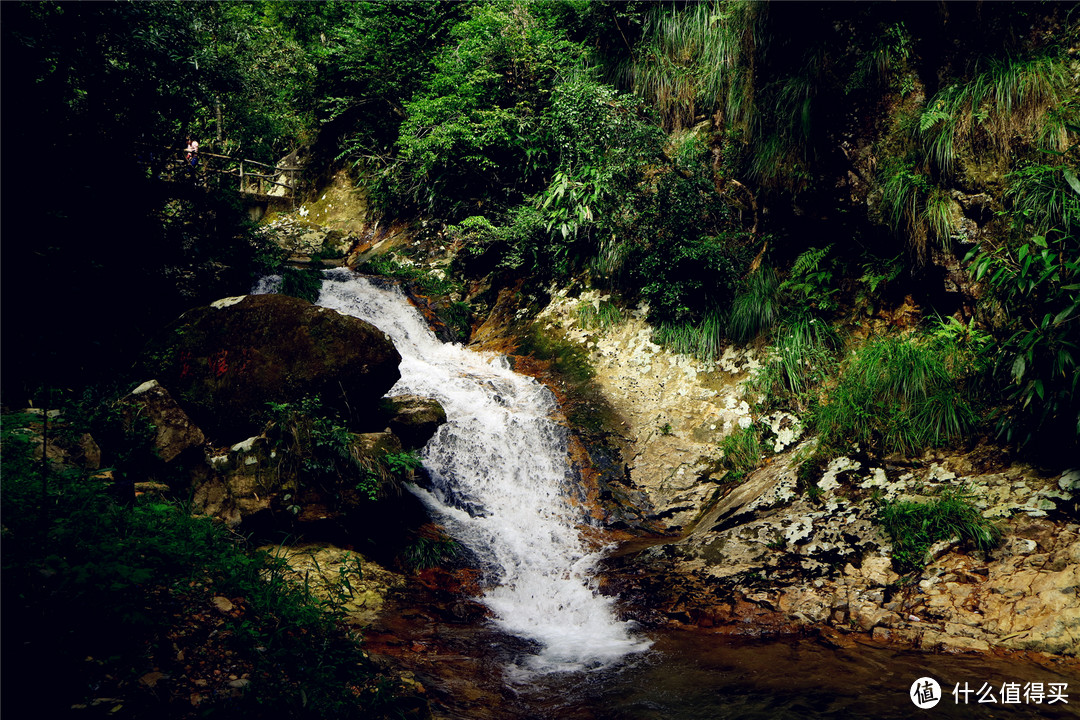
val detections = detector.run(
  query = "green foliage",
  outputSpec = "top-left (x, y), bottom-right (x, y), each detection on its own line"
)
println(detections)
top-left (279, 266), bottom-right (324, 303)
top-left (323, 2), bottom-right (463, 160)
top-left (0, 437), bottom-right (408, 717)
top-left (855, 252), bottom-right (904, 317)
top-left (753, 316), bottom-right (840, 410)
top-left (1005, 163), bottom-right (1080, 236)
top-left (919, 55), bottom-right (1070, 175)
top-left (653, 311), bottom-right (727, 363)
top-left (623, 0), bottom-right (752, 131)
top-left (384, 451), bottom-right (423, 479)
top-left (968, 230), bottom-right (1080, 449)
top-left (401, 532), bottom-right (459, 572)
top-left (576, 299), bottom-right (624, 330)
top-left (782, 245), bottom-right (839, 314)
top-left (728, 267), bottom-right (782, 342)
top-left (380, 2), bottom-right (579, 219)
top-left (536, 73), bottom-right (660, 277)
top-left (265, 398), bottom-right (380, 499)
top-left (815, 334), bottom-right (981, 456)
top-left (357, 251), bottom-right (462, 297)
top-left (718, 423), bottom-right (763, 481)
top-left (878, 487), bottom-right (1001, 571)
top-left (846, 22), bottom-right (913, 94)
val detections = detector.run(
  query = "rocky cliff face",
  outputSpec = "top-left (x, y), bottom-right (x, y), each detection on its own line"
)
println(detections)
top-left (123, 296), bottom-right (446, 548)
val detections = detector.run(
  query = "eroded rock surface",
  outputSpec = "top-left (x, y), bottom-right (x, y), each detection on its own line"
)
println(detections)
top-left (536, 289), bottom-right (759, 531)
top-left (623, 453), bottom-right (1079, 656)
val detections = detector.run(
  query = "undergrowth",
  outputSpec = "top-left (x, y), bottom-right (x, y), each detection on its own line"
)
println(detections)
top-left (0, 412), bottom-right (416, 718)
top-left (357, 251), bottom-right (462, 297)
top-left (718, 424), bottom-right (763, 482)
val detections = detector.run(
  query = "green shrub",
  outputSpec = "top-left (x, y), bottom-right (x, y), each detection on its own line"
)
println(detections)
top-left (0, 431), bottom-right (409, 717)
top-left (279, 266), bottom-right (324, 303)
top-left (265, 398), bottom-right (385, 501)
top-left (357, 251), bottom-right (461, 297)
top-left (878, 486), bottom-right (1001, 571)
top-left (1005, 162), bottom-right (1080, 236)
top-left (968, 230), bottom-right (1080, 450)
top-left (401, 527), bottom-right (459, 572)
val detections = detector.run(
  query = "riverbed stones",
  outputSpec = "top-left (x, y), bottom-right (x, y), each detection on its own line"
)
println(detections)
top-left (150, 293), bottom-right (401, 442)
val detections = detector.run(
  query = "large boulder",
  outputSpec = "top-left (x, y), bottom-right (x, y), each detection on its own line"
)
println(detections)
top-left (121, 380), bottom-right (205, 462)
top-left (149, 294), bottom-right (400, 441)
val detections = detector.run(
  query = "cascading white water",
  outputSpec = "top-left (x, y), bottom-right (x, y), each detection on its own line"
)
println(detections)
top-left (262, 269), bottom-right (650, 673)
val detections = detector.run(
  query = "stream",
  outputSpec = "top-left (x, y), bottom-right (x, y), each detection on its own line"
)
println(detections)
top-left (261, 270), bottom-right (1078, 717)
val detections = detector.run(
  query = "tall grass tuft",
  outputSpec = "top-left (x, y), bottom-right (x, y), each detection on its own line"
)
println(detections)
top-left (623, 0), bottom-right (762, 131)
top-left (880, 161), bottom-right (957, 261)
top-left (719, 423), bottom-right (763, 481)
top-left (576, 299), bottom-right (624, 330)
top-left (919, 55), bottom-right (1069, 175)
top-left (753, 315), bottom-right (840, 409)
top-left (728, 267), bottom-right (782, 341)
top-left (816, 334), bottom-right (978, 456)
top-left (653, 310), bottom-right (727, 362)
top-left (878, 486), bottom-right (1001, 570)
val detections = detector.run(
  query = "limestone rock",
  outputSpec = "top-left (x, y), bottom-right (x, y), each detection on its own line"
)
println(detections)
top-left (533, 289), bottom-right (761, 531)
top-left (860, 555), bottom-right (900, 588)
top-left (258, 543), bottom-right (405, 626)
top-left (383, 394), bottom-right (447, 449)
top-left (148, 294), bottom-right (401, 442)
top-left (122, 380), bottom-right (206, 462)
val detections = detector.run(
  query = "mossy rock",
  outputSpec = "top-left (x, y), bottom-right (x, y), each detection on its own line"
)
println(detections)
top-left (149, 294), bottom-right (401, 442)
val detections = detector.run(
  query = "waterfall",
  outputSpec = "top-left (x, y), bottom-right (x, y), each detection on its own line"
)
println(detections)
top-left (265, 269), bottom-right (650, 673)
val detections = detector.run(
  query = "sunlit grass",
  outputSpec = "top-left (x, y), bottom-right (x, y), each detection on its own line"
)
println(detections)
top-left (815, 334), bottom-right (978, 456)
top-left (879, 486), bottom-right (1001, 570)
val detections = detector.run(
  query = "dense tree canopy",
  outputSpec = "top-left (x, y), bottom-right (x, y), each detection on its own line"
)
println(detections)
top-left (2, 0), bottom-right (1077, 453)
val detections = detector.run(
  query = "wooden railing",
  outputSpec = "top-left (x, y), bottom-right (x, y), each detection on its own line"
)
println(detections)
top-left (139, 145), bottom-right (303, 205)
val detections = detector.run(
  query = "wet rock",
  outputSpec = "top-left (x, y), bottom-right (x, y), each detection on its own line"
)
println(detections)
top-left (193, 436), bottom-right (276, 527)
top-left (384, 395), bottom-right (447, 449)
top-left (147, 294), bottom-right (401, 442)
